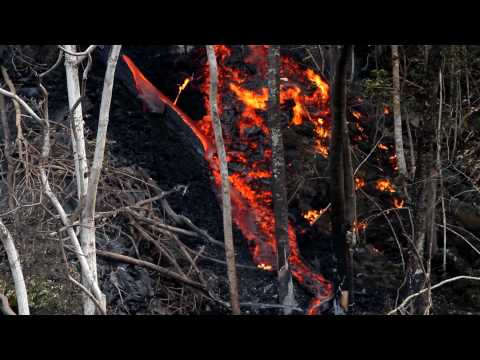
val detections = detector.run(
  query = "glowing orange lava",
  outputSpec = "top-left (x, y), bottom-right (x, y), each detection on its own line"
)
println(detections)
top-left (122, 46), bottom-right (334, 314)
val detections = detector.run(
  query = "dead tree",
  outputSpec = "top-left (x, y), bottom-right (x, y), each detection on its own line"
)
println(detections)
top-left (206, 45), bottom-right (241, 315)
top-left (391, 45), bottom-right (408, 178)
top-left (81, 45), bottom-right (122, 314)
top-left (328, 45), bottom-right (354, 312)
top-left (63, 44), bottom-right (95, 314)
top-left (267, 45), bottom-right (296, 314)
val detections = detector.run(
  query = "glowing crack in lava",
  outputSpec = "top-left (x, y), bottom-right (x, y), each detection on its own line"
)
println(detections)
top-left (122, 45), bottom-right (333, 314)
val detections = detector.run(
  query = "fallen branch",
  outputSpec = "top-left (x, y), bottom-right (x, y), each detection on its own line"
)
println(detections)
top-left (96, 249), bottom-right (207, 293)
top-left (388, 275), bottom-right (480, 315)
top-left (240, 302), bottom-right (303, 312)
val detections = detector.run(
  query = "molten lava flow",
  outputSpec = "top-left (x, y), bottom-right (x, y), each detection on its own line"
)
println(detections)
top-left (123, 47), bottom-right (335, 314)
top-left (122, 55), bottom-right (213, 156)
top-left (375, 178), bottom-right (396, 193)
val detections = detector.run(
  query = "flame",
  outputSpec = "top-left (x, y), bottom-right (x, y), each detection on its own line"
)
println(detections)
top-left (352, 111), bottom-right (362, 120)
top-left (393, 197), bottom-right (404, 208)
top-left (384, 106), bottom-right (390, 115)
top-left (389, 154), bottom-right (399, 171)
top-left (375, 179), bottom-right (396, 193)
top-left (122, 47), bottom-right (334, 314)
top-left (258, 263), bottom-right (273, 271)
top-left (303, 208), bottom-right (328, 225)
top-left (378, 143), bottom-right (389, 151)
top-left (355, 177), bottom-right (366, 190)
top-left (173, 76), bottom-right (192, 105)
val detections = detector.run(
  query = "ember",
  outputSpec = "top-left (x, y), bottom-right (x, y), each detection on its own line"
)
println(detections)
top-left (378, 143), bottom-right (389, 151)
top-left (393, 197), bottom-right (404, 208)
top-left (354, 220), bottom-right (368, 233)
top-left (389, 154), bottom-right (399, 171)
top-left (355, 177), bottom-right (366, 190)
top-left (303, 208), bottom-right (328, 225)
top-left (375, 178), bottom-right (396, 193)
top-left (352, 110), bottom-right (362, 120)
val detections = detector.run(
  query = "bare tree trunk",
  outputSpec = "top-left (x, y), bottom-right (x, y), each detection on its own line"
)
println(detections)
top-left (404, 46), bottom-right (441, 315)
top-left (64, 45), bottom-right (89, 202)
top-left (206, 45), bottom-right (241, 315)
top-left (267, 45), bottom-right (296, 314)
top-left (63, 44), bottom-right (94, 314)
top-left (329, 45), bottom-right (353, 313)
top-left (81, 45), bottom-right (122, 314)
top-left (343, 131), bottom-right (356, 310)
top-left (0, 219), bottom-right (29, 314)
top-left (0, 92), bottom-right (15, 211)
top-left (391, 45), bottom-right (408, 178)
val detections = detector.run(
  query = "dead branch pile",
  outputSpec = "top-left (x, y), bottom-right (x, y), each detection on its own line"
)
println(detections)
top-left (0, 97), bottom-right (227, 314)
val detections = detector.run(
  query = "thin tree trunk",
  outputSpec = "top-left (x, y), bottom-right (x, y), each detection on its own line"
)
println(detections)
top-left (343, 131), bottom-right (356, 310)
top-left (405, 45), bottom-right (441, 314)
top-left (267, 45), bottom-right (296, 314)
top-left (206, 45), bottom-right (240, 315)
top-left (391, 45), bottom-right (408, 178)
top-left (0, 92), bottom-right (15, 210)
top-left (329, 45), bottom-right (353, 312)
top-left (0, 219), bottom-right (29, 315)
top-left (63, 44), bottom-right (93, 314)
top-left (81, 45), bottom-right (122, 314)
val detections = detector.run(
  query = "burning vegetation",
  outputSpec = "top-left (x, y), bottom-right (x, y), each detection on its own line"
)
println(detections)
top-left (121, 45), bottom-right (418, 315)
top-left (4, 44), bottom-right (478, 316)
